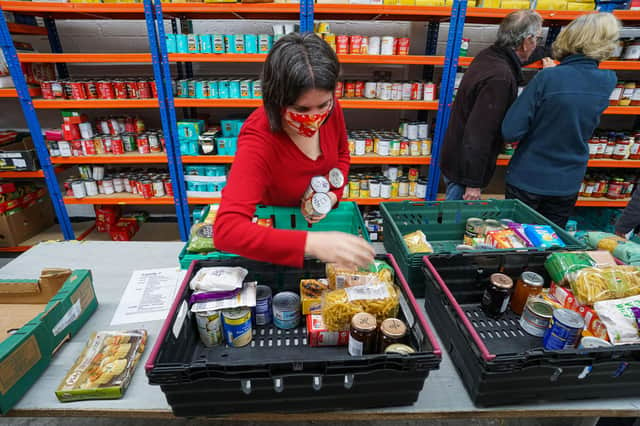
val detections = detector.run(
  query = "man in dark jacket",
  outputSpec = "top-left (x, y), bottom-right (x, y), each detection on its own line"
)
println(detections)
top-left (616, 189), bottom-right (639, 238)
top-left (439, 10), bottom-right (543, 200)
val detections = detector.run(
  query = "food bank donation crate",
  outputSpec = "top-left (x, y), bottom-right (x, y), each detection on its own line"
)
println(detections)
top-left (381, 200), bottom-right (584, 296)
top-left (0, 269), bottom-right (98, 414)
top-left (146, 255), bottom-right (441, 416)
top-left (179, 201), bottom-right (370, 269)
top-left (422, 252), bottom-right (640, 407)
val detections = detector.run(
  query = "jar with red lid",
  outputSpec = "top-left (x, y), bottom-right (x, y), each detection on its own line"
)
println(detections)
top-left (583, 177), bottom-right (596, 197)
top-left (593, 177), bottom-right (608, 199)
top-left (630, 133), bottom-right (640, 160)
top-left (607, 178), bottom-right (624, 199)
top-left (609, 82), bottom-right (624, 106)
top-left (578, 180), bottom-right (587, 197)
top-left (613, 136), bottom-right (631, 160)
top-left (588, 137), bottom-right (600, 158)
top-left (596, 137), bottom-right (607, 158)
top-left (604, 139), bottom-right (617, 158)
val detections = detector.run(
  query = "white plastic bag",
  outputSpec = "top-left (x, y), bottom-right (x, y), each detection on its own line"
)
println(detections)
top-left (189, 267), bottom-right (248, 292)
top-left (594, 295), bottom-right (640, 345)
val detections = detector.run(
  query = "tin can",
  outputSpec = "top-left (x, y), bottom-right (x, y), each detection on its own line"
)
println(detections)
top-left (303, 192), bottom-right (332, 218)
top-left (416, 178), bottom-right (427, 198)
top-left (422, 139), bottom-right (432, 156)
top-left (349, 179), bottom-right (360, 198)
top-left (147, 133), bottom-right (161, 153)
top-left (92, 165), bottom-right (105, 181)
top-left (354, 138), bottom-right (366, 155)
top-left (381, 179), bottom-right (391, 198)
top-left (369, 36), bottom-right (381, 55)
top-left (407, 122), bottom-right (418, 140)
top-left (123, 80), bottom-right (137, 99)
top-left (543, 309), bottom-right (585, 350)
top-left (381, 36), bottom-right (395, 55)
top-left (328, 168), bottom-right (345, 189)
top-left (253, 285), bottom-right (273, 326)
top-left (391, 83), bottom-right (403, 101)
top-left (222, 308), bottom-right (252, 347)
top-left (112, 80), bottom-right (128, 99)
top-left (251, 80), bottom-right (262, 98)
top-left (481, 273), bottom-right (513, 319)
top-left (69, 81), bottom-right (87, 100)
top-left (61, 81), bottom-right (73, 99)
top-left (396, 37), bottom-right (410, 55)
top-left (378, 138), bottom-right (390, 156)
top-left (93, 136), bottom-right (105, 155)
top-left (72, 180), bottom-right (86, 199)
top-left (390, 140), bottom-right (401, 157)
top-left (196, 310), bottom-right (223, 347)
top-left (70, 140), bottom-right (83, 157)
top-left (119, 134), bottom-right (134, 152)
top-left (84, 179), bottom-right (99, 196)
top-left (399, 82), bottom-right (411, 101)
top-left (365, 81), bottom-right (377, 99)
top-left (199, 34), bottom-right (213, 53)
top-left (137, 134), bottom-right (150, 154)
top-left (345, 81), bottom-right (355, 98)
top-left (212, 34), bottom-right (225, 53)
top-left (102, 176), bottom-right (114, 195)
top-left (81, 138), bottom-right (96, 156)
top-left (400, 140), bottom-right (409, 156)
top-left (418, 123), bottom-right (429, 139)
top-left (97, 81), bottom-right (115, 99)
top-left (410, 140), bottom-right (421, 156)
top-left (112, 176), bottom-right (124, 193)
top-left (58, 140), bottom-right (71, 157)
top-left (349, 35), bottom-right (363, 54)
top-left (305, 175), bottom-right (331, 196)
top-left (40, 81), bottom-right (54, 99)
top-left (334, 81), bottom-right (344, 98)
top-left (380, 82), bottom-right (392, 100)
top-left (137, 80), bottom-right (152, 99)
top-left (354, 81), bottom-right (365, 98)
top-left (336, 35), bottom-right (349, 54)
top-left (50, 81), bottom-right (65, 98)
top-left (164, 179), bottom-right (173, 196)
top-left (79, 122), bottom-right (94, 139)
top-left (423, 82), bottom-right (436, 101)
top-left (140, 179), bottom-right (153, 199)
top-left (411, 82), bottom-right (423, 101)
top-left (272, 291), bottom-right (301, 330)
top-left (176, 34), bottom-right (188, 53)
top-left (84, 81), bottom-right (98, 99)
top-left (258, 34), bottom-right (273, 53)
top-left (153, 179), bottom-right (165, 197)
top-left (520, 299), bottom-right (553, 337)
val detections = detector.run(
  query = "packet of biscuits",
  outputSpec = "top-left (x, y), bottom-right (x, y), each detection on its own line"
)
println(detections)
top-left (55, 329), bottom-right (148, 402)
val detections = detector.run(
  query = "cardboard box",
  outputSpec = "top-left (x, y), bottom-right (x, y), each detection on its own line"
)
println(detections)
top-left (0, 137), bottom-right (39, 171)
top-left (307, 315), bottom-right (349, 347)
top-left (0, 196), bottom-right (54, 247)
top-left (0, 269), bottom-right (99, 414)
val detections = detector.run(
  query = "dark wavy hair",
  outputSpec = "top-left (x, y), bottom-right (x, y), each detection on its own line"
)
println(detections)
top-left (261, 32), bottom-right (340, 132)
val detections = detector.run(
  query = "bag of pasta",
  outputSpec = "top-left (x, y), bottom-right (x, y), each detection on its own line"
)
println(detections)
top-left (321, 281), bottom-right (400, 331)
top-left (326, 260), bottom-right (394, 289)
top-left (570, 265), bottom-right (640, 306)
top-left (403, 230), bottom-right (433, 254)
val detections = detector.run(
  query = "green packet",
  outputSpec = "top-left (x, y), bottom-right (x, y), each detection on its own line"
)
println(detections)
top-left (544, 252), bottom-right (595, 285)
top-left (363, 260), bottom-right (395, 281)
top-left (187, 222), bottom-right (215, 253)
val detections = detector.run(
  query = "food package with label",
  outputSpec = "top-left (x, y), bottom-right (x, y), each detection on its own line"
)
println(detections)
top-left (545, 252), bottom-right (597, 286)
top-left (594, 294), bottom-right (640, 345)
top-left (326, 260), bottom-right (393, 290)
top-left (523, 225), bottom-right (566, 249)
top-left (403, 230), bottom-right (433, 254)
top-left (485, 229), bottom-right (528, 249)
top-left (542, 286), bottom-right (608, 339)
top-left (55, 330), bottom-right (147, 402)
top-left (586, 231), bottom-right (640, 266)
top-left (321, 282), bottom-right (399, 331)
top-left (307, 314), bottom-right (349, 347)
top-left (186, 204), bottom-right (219, 253)
top-left (570, 265), bottom-right (640, 306)
top-left (567, 1), bottom-right (594, 10)
top-left (301, 278), bottom-right (330, 315)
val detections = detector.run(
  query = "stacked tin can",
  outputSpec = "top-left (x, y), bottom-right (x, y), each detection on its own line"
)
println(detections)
top-left (335, 79), bottom-right (436, 101)
top-left (315, 23), bottom-right (410, 56)
top-left (348, 123), bottom-right (431, 157)
top-left (65, 166), bottom-right (172, 200)
top-left (301, 168), bottom-right (345, 218)
top-left (40, 78), bottom-right (157, 100)
top-left (173, 78), bottom-right (262, 99)
top-left (345, 166), bottom-right (427, 200)
top-left (166, 32), bottom-right (275, 54)
top-left (185, 165), bottom-right (228, 194)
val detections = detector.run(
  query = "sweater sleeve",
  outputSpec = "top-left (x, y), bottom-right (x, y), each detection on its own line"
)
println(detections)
top-left (502, 73), bottom-right (543, 143)
top-left (330, 101), bottom-right (351, 205)
top-left (214, 126), bottom-right (308, 268)
top-left (458, 78), bottom-right (515, 187)
top-left (615, 188), bottom-right (640, 236)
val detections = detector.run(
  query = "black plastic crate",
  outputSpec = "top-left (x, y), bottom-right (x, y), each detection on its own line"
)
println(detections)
top-left (146, 255), bottom-right (441, 416)
top-left (422, 252), bottom-right (640, 407)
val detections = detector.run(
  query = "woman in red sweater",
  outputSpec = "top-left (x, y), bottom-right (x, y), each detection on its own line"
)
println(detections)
top-left (214, 33), bottom-right (375, 269)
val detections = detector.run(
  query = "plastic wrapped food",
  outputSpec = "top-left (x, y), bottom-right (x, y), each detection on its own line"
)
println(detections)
top-left (523, 225), bottom-right (566, 249)
top-left (403, 230), bottom-right (433, 254)
top-left (586, 231), bottom-right (625, 252)
top-left (321, 282), bottom-right (400, 331)
top-left (56, 330), bottom-right (147, 402)
top-left (186, 222), bottom-right (215, 253)
top-left (613, 242), bottom-right (640, 266)
top-left (326, 261), bottom-right (393, 290)
top-left (545, 252), bottom-right (596, 286)
top-left (486, 229), bottom-right (528, 249)
top-left (594, 295), bottom-right (640, 345)
top-left (570, 265), bottom-right (640, 306)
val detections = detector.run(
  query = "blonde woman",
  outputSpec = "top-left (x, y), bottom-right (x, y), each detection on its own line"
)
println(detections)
top-left (501, 13), bottom-right (620, 227)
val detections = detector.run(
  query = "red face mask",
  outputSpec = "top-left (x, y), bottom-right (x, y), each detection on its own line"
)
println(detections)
top-left (284, 103), bottom-right (332, 138)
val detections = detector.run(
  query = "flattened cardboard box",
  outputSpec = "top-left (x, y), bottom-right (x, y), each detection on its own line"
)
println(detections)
top-left (0, 268), bottom-right (99, 414)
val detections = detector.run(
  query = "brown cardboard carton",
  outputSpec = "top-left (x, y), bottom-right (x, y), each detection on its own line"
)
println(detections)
top-left (0, 197), bottom-right (54, 247)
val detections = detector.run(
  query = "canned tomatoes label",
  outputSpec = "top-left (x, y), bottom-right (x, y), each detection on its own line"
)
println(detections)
top-left (336, 35), bottom-right (349, 54)
top-left (222, 308), bottom-right (252, 347)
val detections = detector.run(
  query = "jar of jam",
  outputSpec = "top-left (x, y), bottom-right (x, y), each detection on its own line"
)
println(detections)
top-left (609, 82), bottom-right (624, 106)
top-left (596, 137), bottom-right (607, 158)
top-left (582, 176), bottom-right (596, 197)
top-left (378, 318), bottom-right (407, 352)
top-left (593, 177), bottom-right (608, 199)
top-left (481, 273), bottom-right (514, 319)
top-left (605, 139), bottom-right (617, 158)
top-left (348, 312), bottom-right (377, 356)
top-left (398, 177), bottom-right (409, 198)
top-left (613, 136), bottom-right (632, 160)
top-left (630, 133), bottom-right (640, 160)
top-left (510, 271), bottom-right (544, 315)
top-left (607, 178), bottom-right (624, 199)
top-left (588, 137), bottom-right (600, 158)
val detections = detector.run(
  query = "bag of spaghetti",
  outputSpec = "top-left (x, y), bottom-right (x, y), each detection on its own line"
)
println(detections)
top-left (569, 265), bottom-right (640, 306)
top-left (321, 281), bottom-right (400, 331)
top-left (326, 260), bottom-right (394, 289)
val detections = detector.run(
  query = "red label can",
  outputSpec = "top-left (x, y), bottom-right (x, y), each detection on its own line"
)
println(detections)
top-left (63, 123), bottom-right (81, 140)
top-left (125, 80), bottom-right (138, 99)
top-left (93, 137), bottom-right (105, 155)
top-left (140, 180), bottom-right (154, 199)
top-left (164, 179), bottom-right (173, 197)
top-left (136, 134), bottom-right (150, 154)
top-left (345, 81), bottom-right (356, 98)
top-left (97, 81), bottom-right (115, 99)
top-left (360, 36), bottom-right (369, 55)
top-left (50, 81), bottom-right (65, 98)
top-left (137, 80), bottom-right (152, 99)
top-left (411, 81), bottom-right (423, 101)
top-left (349, 35), bottom-right (362, 55)
top-left (70, 140), bottom-right (83, 157)
top-left (113, 80), bottom-right (128, 99)
top-left (354, 81), bottom-right (365, 98)
top-left (62, 81), bottom-right (74, 99)
top-left (82, 138), bottom-right (97, 156)
top-left (111, 136), bottom-right (124, 155)
top-left (396, 37), bottom-right (410, 55)
top-left (69, 81), bottom-right (87, 100)
top-left (40, 81), bottom-right (55, 99)
top-left (334, 81), bottom-right (344, 99)
top-left (84, 81), bottom-right (98, 99)
top-left (336, 35), bottom-right (349, 55)
top-left (135, 118), bottom-right (145, 133)
top-left (150, 81), bottom-right (158, 98)
top-left (125, 117), bottom-right (136, 133)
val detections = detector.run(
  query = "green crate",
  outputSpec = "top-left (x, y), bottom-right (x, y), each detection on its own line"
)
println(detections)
top-left (179, 201), bottom-right (369, 269)
top-left (0, 270), bottom-right (98, 414)
top-left (380, 199), bottom-right (585, 296)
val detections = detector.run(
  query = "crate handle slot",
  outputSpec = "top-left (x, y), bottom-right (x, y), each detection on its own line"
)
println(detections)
top-left (241, 379), bottom-right (252, 395)
top-left (613, 362), bottom-right (629, 378)
top-left (577, 366), bottom-right (592, 380)
top-left (273, 377), bottom-right (284, 393)
top-left (343, 374), bottom-right (354, 389)
top-left (549, 367), bottom-right (563, 382)
top-left (312, 375), bottom-right (322, 391)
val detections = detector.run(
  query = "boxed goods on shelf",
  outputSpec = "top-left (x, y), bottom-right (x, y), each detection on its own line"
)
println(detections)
top-left (185, 165), bottom-right (227, 197)
top-left (178, 118), bottom-right (243, 156)
top-left (0, 183), bottom-right (53, 247)
top-left (0, 268), bottom-right (98, 414)
top-left (0, 134), bottom-right (39, 171)
top-left (146, 255), bottom-right (440, 416)
top-left (381, 200), bottom-right (584, 295)
top-left (422, 251), bottom-right (640, 406)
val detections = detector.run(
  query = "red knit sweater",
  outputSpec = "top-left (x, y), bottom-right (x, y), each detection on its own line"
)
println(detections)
top-left (213, 103), bottom-right (350, 267)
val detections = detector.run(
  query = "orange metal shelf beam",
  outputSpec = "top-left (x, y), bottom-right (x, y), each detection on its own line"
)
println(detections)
top-left (7, 23), bottom-right (47, 35)
top-left (0, 2), bottom-right (146, 18)
top-left (338, 55), bottom-right (446, 65)
top-left (351, 156), bottom-right (431, 165)
top-left (174, 99), bottom-right (260, 108)
top-left (182, 156), bottom-right (234, 164)
top-left (314, 4), bottom-right (451, 17)
top-left (163, 3), bottom-right (298, 14)
top-left (0, 245), bottom-right (30, 253)
top-left (604, 106), bottom-right (640, 114)
top-left (0, 166), bottom-right (66, 178)
top-left (169, 53), bottom-right (266, 63)
top-left (576, 198), bottom-right (630, 207)
top-left (51, 154), bottom-right (168, 164)
top-left (0, 87), bottom-right (42, 98)
top-left (339, 99), bottom-right (438, 110)
top-left (461, 57), bottom-right (640, 71)
top-left (498, 157), bottom-right (640, 168)
top-left (345, 197), bottom-right (423, 205)
top-left (33, 99), bottom-right (159, 109)
top-left (188, 197), bottom-right (221, 204)
top-left (465, 8), bottom-right (640, 22)
top-left (18, 53), bottom-right (152, 63)
top-left (64, 195), bottom-right (174, 205)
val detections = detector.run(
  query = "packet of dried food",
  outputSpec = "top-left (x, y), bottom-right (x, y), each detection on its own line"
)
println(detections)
top-left (189, 266), bottom-right (248, 292)
top-left (403, 230), bottom-right (433, 254)
top-left (544, 252), bottom-right (596, 286)
top-left (301, 278), bottom-right (330, 315)
top-left (326, 260), bottom-right (394, 290)
top-left (570, 265), bottom-right (640, 306)
top-left (56, 330), bottom-right (147, 402)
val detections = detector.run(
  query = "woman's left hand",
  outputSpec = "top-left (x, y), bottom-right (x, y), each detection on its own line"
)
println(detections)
top-left (303, 192), bottom-right (337, 224)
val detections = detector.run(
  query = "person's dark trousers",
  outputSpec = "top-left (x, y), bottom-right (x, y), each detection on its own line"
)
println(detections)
top-left (505, 184), bottom-right (578, 229)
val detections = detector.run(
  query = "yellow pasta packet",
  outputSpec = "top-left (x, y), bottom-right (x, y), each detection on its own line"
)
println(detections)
top-left (570, 265), bottom-right (640, 305)
top-left (403, 230), bottom-right (433, 254)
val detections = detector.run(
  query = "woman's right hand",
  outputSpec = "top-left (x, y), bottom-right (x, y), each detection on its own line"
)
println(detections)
top-left (305, 231), bottom-right (375, 270)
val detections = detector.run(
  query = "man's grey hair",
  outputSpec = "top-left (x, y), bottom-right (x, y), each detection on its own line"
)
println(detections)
top-left (496, 10), bottom-right (543, 50)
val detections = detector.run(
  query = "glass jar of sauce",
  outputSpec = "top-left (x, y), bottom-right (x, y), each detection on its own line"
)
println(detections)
top-left (607, 178), bottom-right (624, 199)
top-left (613, 136), bottom-right (632, 160)
top-left (609, 82), bottom-right (624, 106)
top-left (481, 273), bottom-right (514, 319)
top-left (510, 271), bottom-right (544, 315)
top-left (349, 312), bottom-right (377, 356)
top-left (378, 318), bottom-right (407, 352)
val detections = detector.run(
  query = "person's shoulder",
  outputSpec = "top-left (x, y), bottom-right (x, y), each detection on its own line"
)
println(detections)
top-left (238, 107), bottom-right (277, 153)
